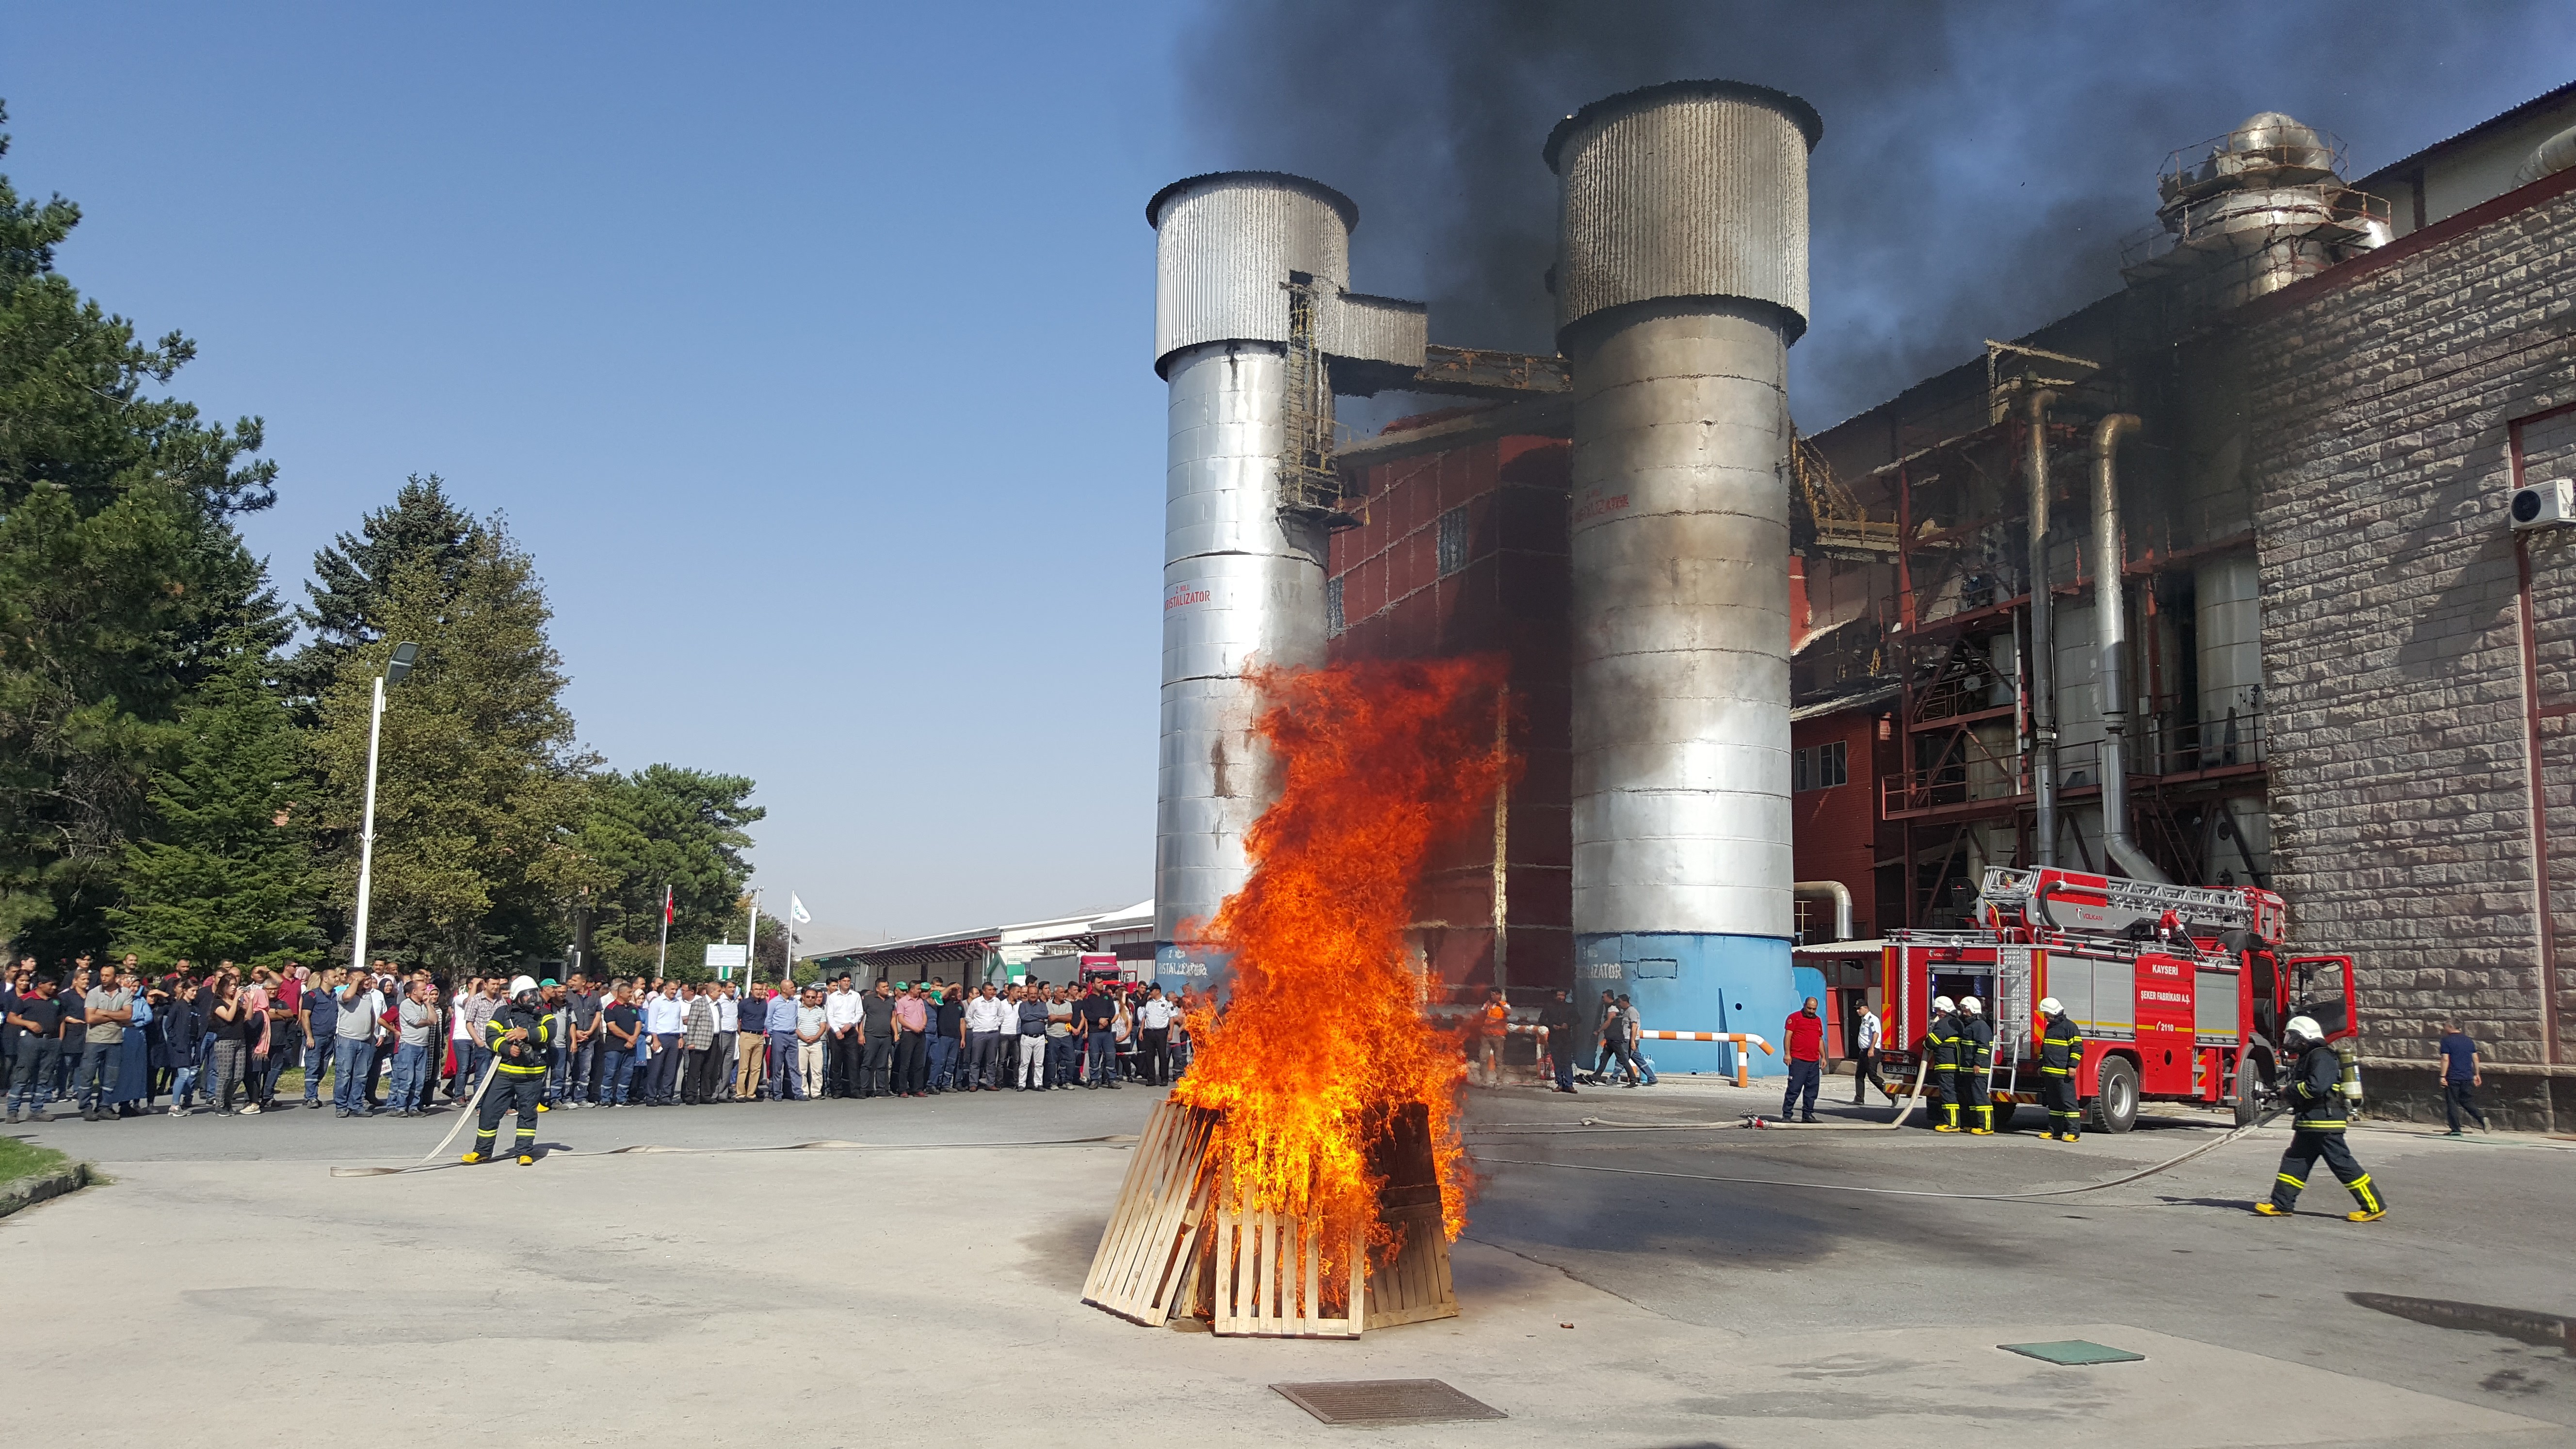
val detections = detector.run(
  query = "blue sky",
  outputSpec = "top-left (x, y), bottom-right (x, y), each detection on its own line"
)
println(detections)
top-left (0, 4), bottom-right (1194, 949)
top-left (3, 4), bottom-right (2569, 949)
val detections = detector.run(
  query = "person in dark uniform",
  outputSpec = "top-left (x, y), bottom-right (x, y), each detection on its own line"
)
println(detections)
top-left (2029, 990), bottom-right (2092, 1139)
top-left (1926, 996), bottom-right (1960, 1132)
top-left (1538, 990), bottom-right (1579, 1094)
top-left (2255, 1015), bottom-right (2385, 1221)
top-left (2034, 996), bottom-right (2085, 1142)
top-left (464, 975), bottom-right (553, 1166)
top-left (1956, 995), bottom-right (1996, 1135)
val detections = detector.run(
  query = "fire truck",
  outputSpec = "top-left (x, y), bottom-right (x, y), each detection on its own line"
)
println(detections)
top-left (1877, 867), bottom-right (2361, 1134)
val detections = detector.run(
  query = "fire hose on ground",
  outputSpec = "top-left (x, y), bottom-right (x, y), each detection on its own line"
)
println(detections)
top-left (1470, 1085), bottom-right (2297, 1204)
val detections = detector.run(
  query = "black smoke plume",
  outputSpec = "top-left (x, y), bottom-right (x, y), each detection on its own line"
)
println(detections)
top-left (1177, 1), bottom-right (2572, 425)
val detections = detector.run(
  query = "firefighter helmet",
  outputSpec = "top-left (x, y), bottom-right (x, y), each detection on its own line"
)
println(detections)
top-left (1961, 996), bottom-right (1983, 1015)
top-left (2284, 1014), bottom-right (2323, 1044)
top-left (508, 974), bottom-right (539, 999)
top-left (1932, 995), bottom-right (1955, 1014)
top-left (2039, 996), bottom-right (2063, 1016)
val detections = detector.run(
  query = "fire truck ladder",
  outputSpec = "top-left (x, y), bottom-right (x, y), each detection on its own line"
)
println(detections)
top-left (1987, 943), bottom-right (2035, 1109)
top-left (1980, 867), bottom-right (2257, 936)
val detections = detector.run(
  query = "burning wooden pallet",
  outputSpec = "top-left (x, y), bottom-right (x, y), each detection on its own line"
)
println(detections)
top-left (1083, 1097), bottom-right (1459, 1337)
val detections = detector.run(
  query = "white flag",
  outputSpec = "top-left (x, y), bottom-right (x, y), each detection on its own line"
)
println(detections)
top-left (789, 893), bottom-right (811, 925)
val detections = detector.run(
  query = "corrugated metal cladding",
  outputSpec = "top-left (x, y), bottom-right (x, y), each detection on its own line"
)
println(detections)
top-left (1548, 82), bottom-right (1817, 339)
top-left (1316, 292), bottom-right (1429, 373)
top-left (1150, 173), bottom-right (1354, 372)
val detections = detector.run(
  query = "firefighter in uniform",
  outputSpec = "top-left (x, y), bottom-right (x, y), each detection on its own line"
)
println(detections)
top-left (1956, 995), bottom-right (1996, 1135)
top-left (2255, 1015), bottom-right (2386, 1221)
top-left (464, 975), bottom-right (554, 1166)
top-left (2035, 997), bottom-right (2085, 1142)
top-left (1926, 996), bottom-right (1961, 1131)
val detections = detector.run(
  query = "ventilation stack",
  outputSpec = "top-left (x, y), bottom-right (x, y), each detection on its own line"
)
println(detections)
top-left (1145, 172), bottom-right (1425, 992)
top-left (1546, 82), bottom-right (1819, 1073)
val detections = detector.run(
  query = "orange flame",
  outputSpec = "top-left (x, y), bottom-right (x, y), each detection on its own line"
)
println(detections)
top-left (1175, 656), bottom-right (1513, 1256)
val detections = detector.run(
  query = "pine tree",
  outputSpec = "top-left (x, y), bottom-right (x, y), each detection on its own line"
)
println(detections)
top-left (0, 105), bottom-right (284, 960)
top-left (108, 655), bottom-right (318, 967)
top-left (311, 514), bottom-right (589, 973)
top-left (281, 474), bottom-right (481, 721)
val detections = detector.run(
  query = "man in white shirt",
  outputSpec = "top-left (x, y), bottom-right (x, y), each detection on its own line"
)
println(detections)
top-left (1134, 986), bottom-right (1176, 1087)
top-left (713, 983), bottom-right (740, 1101)
top-left (1850, 1000), bottom-right (1893, 1106)
top-left (643, 982), bottom-right (686, 1105)
top-left (794, 987), bottom-right (827, 1100)
top-left (823, 976), bottom-right (863, 1098)
top-left (962, 983), bottom-right (1009, 1092)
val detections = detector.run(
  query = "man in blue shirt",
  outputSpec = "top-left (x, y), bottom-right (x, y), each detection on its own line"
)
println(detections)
top-left (2438, 1022), bottom-right (2488, 1135)
top-left (764, 983), bottom-right (802, 1100)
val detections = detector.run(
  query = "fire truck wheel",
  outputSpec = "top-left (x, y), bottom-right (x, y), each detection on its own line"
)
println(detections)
top-left (2232, 1049), bottom-right (2268, 1128)
top-left (2091, 1057), bottom-right (2140, 1135)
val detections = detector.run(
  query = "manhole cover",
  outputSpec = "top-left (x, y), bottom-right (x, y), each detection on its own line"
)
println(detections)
top-left (1272, 1379), bottom-right (1507, 1426)
top-left (1999, 1339), bottom-right (2145, 1366)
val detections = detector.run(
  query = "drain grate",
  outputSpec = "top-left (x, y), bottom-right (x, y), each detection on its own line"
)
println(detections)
top-left (1272, 1379), bottom-right (1508, 1426)
top-left (1999, 1339), bottom-right (2146, 1366)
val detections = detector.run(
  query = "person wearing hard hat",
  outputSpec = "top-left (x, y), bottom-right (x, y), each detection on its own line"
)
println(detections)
top-left (1955, 996), bottom-right (1996, 1135)
top-left (2034, 997), bottom-right (2085, 1142)
top-left (465, 976), bottom-right (555, 1166)
top-left (1926, 996), bottom-right (1961, 1131)
top-left (2255, 1015), bottom-right (2386, 1221)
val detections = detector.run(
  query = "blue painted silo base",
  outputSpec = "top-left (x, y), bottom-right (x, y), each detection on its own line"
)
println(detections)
top-left (1578, 932), bottom-right (1802, 1078)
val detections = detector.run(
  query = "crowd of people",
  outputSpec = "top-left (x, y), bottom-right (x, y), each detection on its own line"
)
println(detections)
top-left (0, 951), bottom-right (1197, 1125)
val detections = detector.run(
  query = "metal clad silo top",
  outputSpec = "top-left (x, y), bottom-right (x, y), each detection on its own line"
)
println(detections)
top-left (1546, 80), bottom-right (1819, 343)
top-left (1149, 171), bottom-right (1357, 374)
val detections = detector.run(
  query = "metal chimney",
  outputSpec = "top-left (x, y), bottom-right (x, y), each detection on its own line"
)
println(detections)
top-left (1547, 81), bottom-right (1818, 1074)
top-left (1144, 172), bottom-right (1424, 994)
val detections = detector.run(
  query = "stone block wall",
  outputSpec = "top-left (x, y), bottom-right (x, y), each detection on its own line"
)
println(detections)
top-left (2243, 186), bottom-right (2576, 1128)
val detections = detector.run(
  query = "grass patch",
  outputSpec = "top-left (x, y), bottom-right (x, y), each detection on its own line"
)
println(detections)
top-left (0, 1136), bottom-right (71, 1191)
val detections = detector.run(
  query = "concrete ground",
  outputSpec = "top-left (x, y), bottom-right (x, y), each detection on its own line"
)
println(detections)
top-left (3, 1075), bottom-right (2570, 1447)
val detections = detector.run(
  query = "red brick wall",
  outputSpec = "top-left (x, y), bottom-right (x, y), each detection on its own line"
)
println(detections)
top-left (1791, 710), bottom-right (1881, 942)
top-left (1330, 435), bottom-right (1572, 1000)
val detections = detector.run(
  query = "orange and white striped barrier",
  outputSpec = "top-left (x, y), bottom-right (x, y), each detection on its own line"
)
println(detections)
top-left (1635, 1030), bottom-right (1773, 1087)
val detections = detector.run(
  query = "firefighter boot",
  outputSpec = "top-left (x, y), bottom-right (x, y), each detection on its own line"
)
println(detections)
top-left (2344, 1173), bottom-right (2386, 1222)
top-left (1967, 1100), bottom-right (1995, 1135)
top-left (461, 1151), bottom-right (485, 1164)
top-left (2254, 1202), bottom-right (2287, 1217)
top-left (1934, 1102), bottom-right (1960, 1133)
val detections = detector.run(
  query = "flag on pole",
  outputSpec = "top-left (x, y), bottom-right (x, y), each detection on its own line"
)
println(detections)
top-left (664, 886), bottom-right (676, 925)
top-left (789, 894), bottom-right (811, 925)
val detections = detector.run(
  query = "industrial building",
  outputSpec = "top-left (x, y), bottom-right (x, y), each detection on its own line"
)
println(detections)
top-left (1144, 79), bottom-right (2576, 1119)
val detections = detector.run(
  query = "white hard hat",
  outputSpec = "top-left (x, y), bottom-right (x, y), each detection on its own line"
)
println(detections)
top-left (1961, 996), bottom-right (1983, 1014)
top-left (2284, 1014), bottom-right (2322, 1043)
top-left (1932, 995), bottom-right (1955, 1014)
top-left (2039, 997), bottom-right (2063, 1016)
top-left (508, 974), bottom-right (539, 997)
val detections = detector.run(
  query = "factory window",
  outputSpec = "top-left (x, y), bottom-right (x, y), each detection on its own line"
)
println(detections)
top-left (1793, 740), bottom-right (1847, 792)
top-left (1437, 505), bottom-right (1470, 577)
top-left (1325, 576), bottom-right (1345, 638)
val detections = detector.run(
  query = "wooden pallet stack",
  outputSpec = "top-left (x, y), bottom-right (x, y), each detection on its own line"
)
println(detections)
top-left (1081, 1098), bottom-right (1460, 1338)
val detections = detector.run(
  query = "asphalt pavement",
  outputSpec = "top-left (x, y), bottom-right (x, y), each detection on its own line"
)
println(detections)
top-left (1, 1072), bottom-right (2568, 1446)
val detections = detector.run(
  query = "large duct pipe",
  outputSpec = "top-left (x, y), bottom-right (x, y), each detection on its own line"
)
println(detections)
top-left (2090, 413), bottom-right (2169, 883)
top-left (1549, 80), bottom-right (1819, 1075)
top-left (1793, 881), bottom-right (1854, 943)
top-left (1144, 173), bottom-right (1425, 994)
top-left (2025, 388), bottom-right (2060, 868)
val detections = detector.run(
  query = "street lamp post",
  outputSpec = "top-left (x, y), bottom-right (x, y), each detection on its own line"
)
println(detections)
top-left (349, 642), bottom-right (419, 977)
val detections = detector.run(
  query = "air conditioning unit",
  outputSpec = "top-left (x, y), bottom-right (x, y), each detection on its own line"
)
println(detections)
top-left (2512, 479), bottom-right (2576, 531)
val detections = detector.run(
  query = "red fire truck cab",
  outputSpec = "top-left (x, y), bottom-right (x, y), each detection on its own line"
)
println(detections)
top-left (1876, 868), bottom-right (2360, 1133)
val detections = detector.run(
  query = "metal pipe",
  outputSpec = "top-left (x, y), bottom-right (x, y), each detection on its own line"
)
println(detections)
top-left (1793, 881), bottom-right (1854, 942)
top-left (2024, 388), bottom-right (2059, 867)
top-left (2091, 413), bottom-right (2169, 883)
